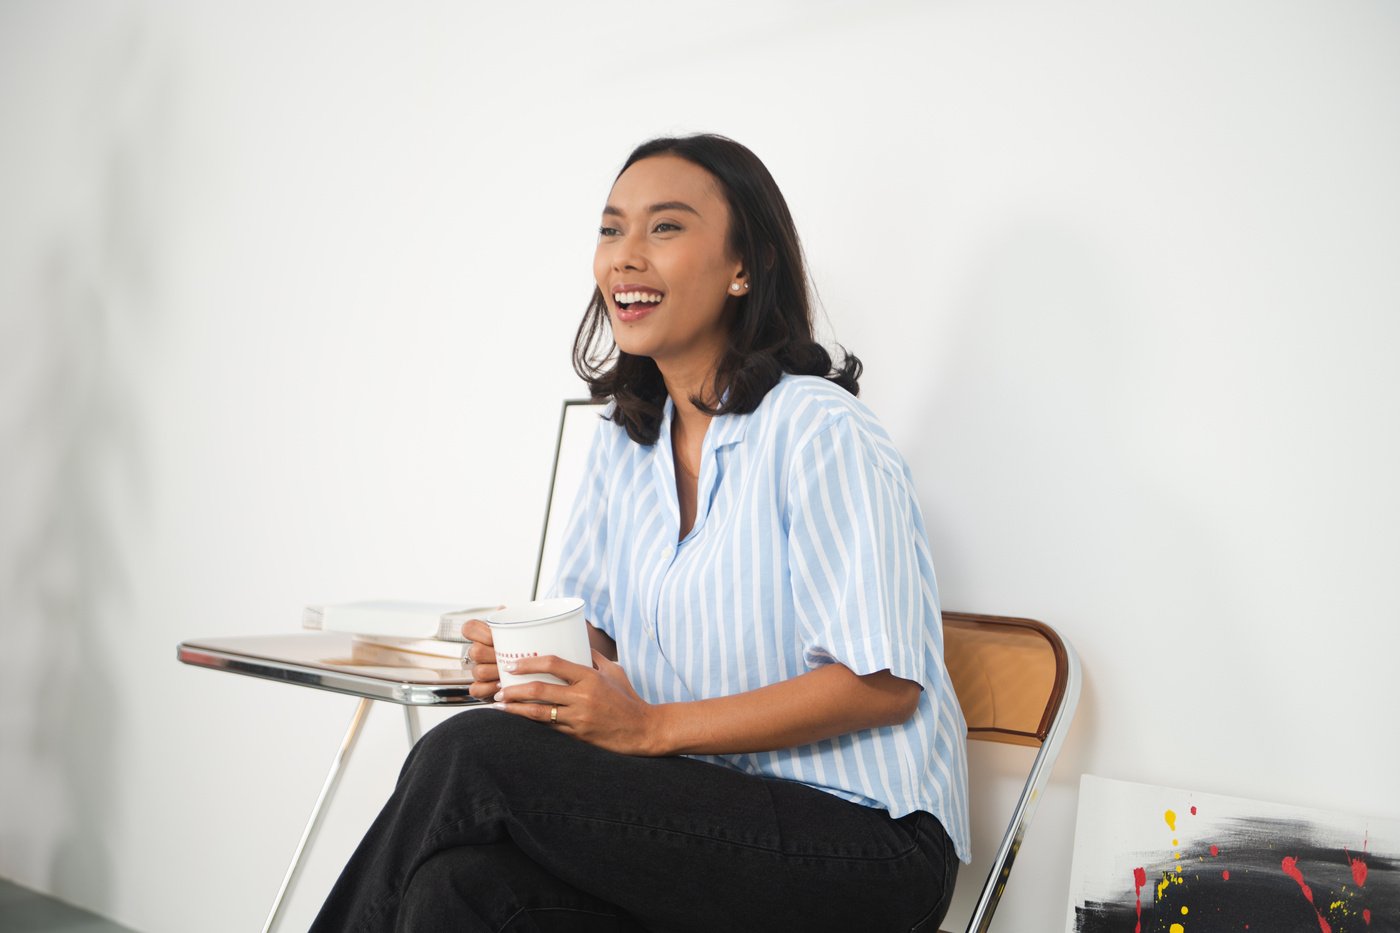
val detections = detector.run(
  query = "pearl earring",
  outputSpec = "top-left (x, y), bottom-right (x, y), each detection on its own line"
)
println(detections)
top-left (731, 283), bottom-right (742, 291)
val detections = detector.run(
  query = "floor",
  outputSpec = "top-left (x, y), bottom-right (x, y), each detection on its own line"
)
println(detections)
top-left (0, 878), bottom-right (140, 933)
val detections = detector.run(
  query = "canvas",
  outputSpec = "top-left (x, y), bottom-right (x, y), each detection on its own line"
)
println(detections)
top-left (1065, 774), bottom-right (1400, 933)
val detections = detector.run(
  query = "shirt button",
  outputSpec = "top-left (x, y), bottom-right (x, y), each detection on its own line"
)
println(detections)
top-left (644, 623), bottom-right (654, 637)
top-left (661, 547), bottom-right (674, 561)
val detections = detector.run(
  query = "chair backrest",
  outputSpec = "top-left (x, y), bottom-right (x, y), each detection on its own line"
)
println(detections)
top-left (941, 612), bottom-right (1082, 933)
top-left (533, 399), bottom-right (607, 601)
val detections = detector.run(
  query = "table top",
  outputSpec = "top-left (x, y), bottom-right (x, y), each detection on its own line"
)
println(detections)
top-left (177, 633), bottom-right (484, 706)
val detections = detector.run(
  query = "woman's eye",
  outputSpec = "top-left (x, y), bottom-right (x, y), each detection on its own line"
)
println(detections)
top-left (653, 222), bottom-right (681, 233)
top-left (598, 226), bottom-right (620, 237)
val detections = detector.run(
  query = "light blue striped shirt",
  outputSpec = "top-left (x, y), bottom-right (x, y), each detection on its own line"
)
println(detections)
top-left (551, 374), bottom-right (971, 862)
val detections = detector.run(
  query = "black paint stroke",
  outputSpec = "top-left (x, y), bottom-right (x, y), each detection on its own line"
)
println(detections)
top-left (1074, 816), bottom-right (1400, 933)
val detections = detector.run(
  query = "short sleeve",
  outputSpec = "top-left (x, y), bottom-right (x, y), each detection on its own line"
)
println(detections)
top-left (786, 414), bottom-right (932, 686)
top-left (548, 415), bottom-right (617, 640)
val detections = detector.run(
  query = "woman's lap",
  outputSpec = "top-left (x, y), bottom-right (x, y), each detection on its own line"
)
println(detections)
top-left (315, 710), bottom-right (956, 933)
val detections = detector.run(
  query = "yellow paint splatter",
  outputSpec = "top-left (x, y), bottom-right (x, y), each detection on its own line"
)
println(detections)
top-left (1154, 870), bottom-right (1186, 898)
top-left (1165, 809), bottom-right (1177, 831)
top-left (1173, 838), bottom-right (1179, 846)
top-left (1181, 906), bottom-right (1190, 915)
top-left (1170, 925), bottom-right (1184, 933)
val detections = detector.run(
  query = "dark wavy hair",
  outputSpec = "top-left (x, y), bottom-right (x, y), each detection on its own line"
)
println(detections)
top-left (573, 133), bottom-right (861, 446)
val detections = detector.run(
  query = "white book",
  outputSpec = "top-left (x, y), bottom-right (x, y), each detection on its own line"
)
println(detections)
top-left (302, 600), bottom-right (497, 642)
top-left (349, 640), bottom-right (475, 678)
top-left (350, 634), bottom-right (474, 660)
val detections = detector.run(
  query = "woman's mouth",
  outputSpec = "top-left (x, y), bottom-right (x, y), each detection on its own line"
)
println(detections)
top-left (612, 289), bottom-right (664, 323)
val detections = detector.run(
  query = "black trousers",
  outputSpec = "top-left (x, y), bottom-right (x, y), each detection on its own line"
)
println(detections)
top-left (311, 710), bottom-right (958, 932)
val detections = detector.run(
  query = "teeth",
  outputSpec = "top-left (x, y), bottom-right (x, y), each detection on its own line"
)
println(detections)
top-left (614, 291), bottom-right (663, 304)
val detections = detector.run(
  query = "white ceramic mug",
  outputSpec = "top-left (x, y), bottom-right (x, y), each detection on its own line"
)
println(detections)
top-left (485, 597), bottom-right (592, 690)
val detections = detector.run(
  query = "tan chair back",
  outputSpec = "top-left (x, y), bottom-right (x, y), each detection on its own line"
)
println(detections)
top-left (943, 612), bottom-right (1069, 749)
top-left (939, 611), bottom-right (1080, 933)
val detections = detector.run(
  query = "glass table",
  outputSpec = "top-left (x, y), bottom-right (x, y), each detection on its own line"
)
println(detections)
top-left (177, 633), bottom-right (484, 933)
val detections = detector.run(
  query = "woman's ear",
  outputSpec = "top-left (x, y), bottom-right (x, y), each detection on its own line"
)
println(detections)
top-left (763, 243), bottom-right (777, 271)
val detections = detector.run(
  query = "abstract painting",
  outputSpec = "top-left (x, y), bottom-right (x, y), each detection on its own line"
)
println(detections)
top-left (1065, 774), bottom-right (1400, 933)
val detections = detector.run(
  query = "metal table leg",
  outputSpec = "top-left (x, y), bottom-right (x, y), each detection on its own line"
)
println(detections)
top-left (262, 697), bottom-right (373, 933)
top-left (404, 705), bottom-right (421, 746)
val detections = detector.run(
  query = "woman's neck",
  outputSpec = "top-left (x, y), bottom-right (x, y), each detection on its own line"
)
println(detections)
top-left (659, 361), bottom-right (719, 440)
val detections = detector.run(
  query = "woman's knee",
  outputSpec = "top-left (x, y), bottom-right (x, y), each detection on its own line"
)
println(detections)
top-left (405, 710), bottom-right (554, 781)
top-left (421, 707), bottom-right (516, 745)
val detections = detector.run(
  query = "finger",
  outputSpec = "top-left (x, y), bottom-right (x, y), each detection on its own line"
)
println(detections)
top-left (460, 618), bottom-right (494, 644)
top-left (471, 662), bottom-right (498, 683)
top-left (469, 680), bottom-right (500, 701)
top-left (466, 640), bottom-right (496, 665)
top-left (495, 699), bottom-right (565, 728)
top-left (504, 654), bottom-right (594, 684)
top-left (497, 680), bottom-right (570, 707)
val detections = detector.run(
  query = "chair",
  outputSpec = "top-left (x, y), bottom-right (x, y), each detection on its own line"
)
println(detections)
top-left (940, 612), bottom-right (1082, 933)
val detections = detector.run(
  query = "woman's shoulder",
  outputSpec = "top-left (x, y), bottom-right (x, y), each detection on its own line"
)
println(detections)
top-left (759, 373), bottom-right (885, 436)
top-left (748, 375), bottom-right (909, 475)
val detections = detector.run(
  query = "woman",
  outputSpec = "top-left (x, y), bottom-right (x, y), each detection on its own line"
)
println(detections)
top-left (313, 134), bottom-right (969, 932)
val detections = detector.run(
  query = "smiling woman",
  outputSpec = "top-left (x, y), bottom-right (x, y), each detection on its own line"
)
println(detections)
top-left (592, 155), bottom-right (740, 382)
top-left (311, 135), bottom-right (969, 933)
top-left (575, 135), bottom-right (861, 447)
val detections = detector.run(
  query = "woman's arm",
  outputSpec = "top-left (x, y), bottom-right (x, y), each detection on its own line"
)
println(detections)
top-left (495, 652), bottom-right (921, 757)
top-left (652, 664), bottom-right (919, 756)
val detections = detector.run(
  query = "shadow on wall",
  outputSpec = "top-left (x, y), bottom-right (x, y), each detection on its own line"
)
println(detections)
top-left (0, 12), bottom-right (171, 905)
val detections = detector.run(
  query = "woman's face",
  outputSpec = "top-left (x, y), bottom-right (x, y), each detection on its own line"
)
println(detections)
top-left (594, 154), bottom-right (746, 379)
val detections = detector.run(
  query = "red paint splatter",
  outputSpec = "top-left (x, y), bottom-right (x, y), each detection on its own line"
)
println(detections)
top-left (1132, 866), bottom-right (1146, 933)
top-left (1346, 849), bottom-right (1369, 888)
top-left (1209, 844), bottom-right (1219, 857)
top-left (1346, 835), bottom-right (1370, 888)
top-left (1281, 856), bottom-right (1333, 933)
top-left (1222, 869), bottom-right (1230, 880)
top-left (1190, 805), bottom-right (1197, 815)
top-left (1364, 908), bottom-right (1372, 925)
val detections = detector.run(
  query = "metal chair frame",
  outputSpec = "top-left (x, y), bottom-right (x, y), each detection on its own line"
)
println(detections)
top-left (941, 612), bottom-right (1082, 933)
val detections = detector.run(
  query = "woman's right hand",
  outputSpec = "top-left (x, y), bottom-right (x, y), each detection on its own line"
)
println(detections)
top-left (462, 618), bottom-right (499, 701)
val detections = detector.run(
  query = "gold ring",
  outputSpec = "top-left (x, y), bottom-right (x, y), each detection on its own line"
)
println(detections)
top-left (549, 705), bottom-right (558, 725)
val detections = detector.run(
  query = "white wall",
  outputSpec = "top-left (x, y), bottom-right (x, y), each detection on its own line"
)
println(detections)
top-left (2, 2), bottom-right (1397, 930)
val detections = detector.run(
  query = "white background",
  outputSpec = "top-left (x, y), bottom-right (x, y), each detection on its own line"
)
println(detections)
top-left (2, 2), bottom-right (1397, 930)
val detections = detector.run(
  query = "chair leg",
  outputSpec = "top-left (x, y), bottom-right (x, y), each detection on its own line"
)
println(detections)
top-left (404, 705), bottom-right (422, 746)
top-left (262, 697), bottom-right (373, 933)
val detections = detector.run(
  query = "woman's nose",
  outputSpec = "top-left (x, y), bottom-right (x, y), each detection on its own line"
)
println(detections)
top-left (612, 230), bottom-right (647, 270)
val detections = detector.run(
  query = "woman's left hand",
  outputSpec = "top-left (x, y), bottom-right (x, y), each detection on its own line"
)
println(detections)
top-left (493, 651), bottom-right (667, 756)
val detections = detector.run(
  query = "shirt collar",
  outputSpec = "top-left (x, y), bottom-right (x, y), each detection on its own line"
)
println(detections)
top-left (659, 393), bottom-right (752, 453)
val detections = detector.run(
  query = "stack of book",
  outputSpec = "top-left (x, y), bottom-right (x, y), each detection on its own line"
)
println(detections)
top-left (304, 600), bottom-right (498, 680)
